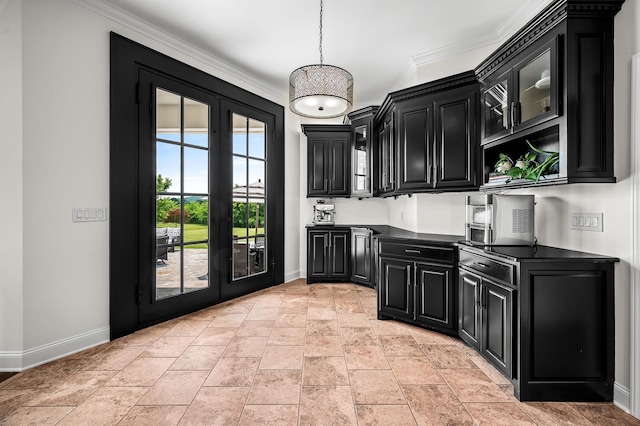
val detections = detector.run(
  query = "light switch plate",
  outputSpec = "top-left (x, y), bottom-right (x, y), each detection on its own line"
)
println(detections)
top-left (570, 212), bottom-right (603, 232)
top-left (73, 207), bottom-right (107, 223)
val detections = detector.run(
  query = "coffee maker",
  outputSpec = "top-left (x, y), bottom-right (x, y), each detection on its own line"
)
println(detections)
top-left (313, 201), bottom-right (335, 225)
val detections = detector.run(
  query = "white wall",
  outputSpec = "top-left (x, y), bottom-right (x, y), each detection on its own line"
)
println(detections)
top-left (409, 1), bottom-right (639, 405)
top-left (0, 0), bottom-right (24, 360)
top-left (1, 0), bottom-right (303, 368)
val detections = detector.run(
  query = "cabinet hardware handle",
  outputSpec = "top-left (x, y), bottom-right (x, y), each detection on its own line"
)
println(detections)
top-left (481, 285), bottom-right (487, 308)
top-left (474, 262), bottom-right (491, 268)
top-left (406, 265), bottom-right (412, 287)
top-left (475, 284), bottom-right (480, 306)
top-left (511, 101), bottom-right (520, 127)
top-left (324, 179), bottom-right (328, 192)
top-left (405, 249), bottom-right (421, 254)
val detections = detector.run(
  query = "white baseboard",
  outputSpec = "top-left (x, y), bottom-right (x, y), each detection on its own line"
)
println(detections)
top-left (284, 270), bottom-right (301, 283)
top-left (0, 326), bottom-right (110, 372)
top-left (614, 381), bottom-right (631, 414)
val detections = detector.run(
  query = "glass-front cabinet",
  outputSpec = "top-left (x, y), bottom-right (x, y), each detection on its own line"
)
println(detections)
top-left (481, 36), bottom-right (559, 144)
top-left (352, 125), bottom-right (370, 196)
top-left (346, 106), bottom-right (378, 198)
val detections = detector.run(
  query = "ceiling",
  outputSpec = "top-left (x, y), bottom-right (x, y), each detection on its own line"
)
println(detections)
top-left (90, 0), bottom-right (553, 111)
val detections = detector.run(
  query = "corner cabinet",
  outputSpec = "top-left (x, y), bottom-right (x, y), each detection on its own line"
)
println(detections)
top-left (458, 244), bottom-right (618, 402)
top-left (302, 125), bottom-right (351, 197)
top-left (377, 239), bottom-right (457, 335)
top-left (307, 227), bottom-right (350, 283)
top-left (376, 71), bottom-right (480, 194)
top-left (476, 0), bottom-right (624, 188)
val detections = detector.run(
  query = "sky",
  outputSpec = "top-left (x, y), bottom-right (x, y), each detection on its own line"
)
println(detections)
top-left (156, 132), bottom-right (266, 195)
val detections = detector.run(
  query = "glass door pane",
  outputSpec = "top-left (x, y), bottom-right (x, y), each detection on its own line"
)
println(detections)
top-left (518, 49), bottom-right (552, 124)
top-left (483, 77), bottom-right (509, 140)
top-left (155, 88), bottom-right (210, 300)
top-left (353, 125), bottom-right (368, 192)
top-left (232, 113), bottom-right (267, 280)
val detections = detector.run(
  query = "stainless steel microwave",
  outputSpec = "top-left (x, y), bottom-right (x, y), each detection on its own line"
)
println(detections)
top-left (465, 194), bottom-right (535, 246)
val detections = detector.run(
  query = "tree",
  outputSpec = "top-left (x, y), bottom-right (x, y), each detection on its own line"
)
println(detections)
top-left (156, 174), bottom-right (172, 192)
top-left (156, 175), bottom-right (176, 222)
top-left (167, 208), bottom-right (188, 225)
top-left (185, 200), bottom-right (208, 225)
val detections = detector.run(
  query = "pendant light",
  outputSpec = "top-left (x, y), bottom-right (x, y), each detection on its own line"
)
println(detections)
top-left (289, 0), bottom-right (353, 119)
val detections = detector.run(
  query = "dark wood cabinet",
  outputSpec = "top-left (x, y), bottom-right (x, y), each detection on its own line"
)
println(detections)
top-left (387, 71), bottom-right (479, 194)
top-left (378, 256), bottom-right (413, 321)
top-left (458, 257), bottom-right (514, 379)
top-left (477, 0), bottom-right (624, 188)
top-left (307, 228), bottom-right (350, 283)
top-left (458, 244), bottom-right (617, 402)
top-left (377, 239), bottom-right (457, 335)
top-left (351, 227), bottom-right (374, 287)
top-left (376, 110), bottom-right (396, 196)
top-left (302, 125), bottom-right (350, 197)
top-left (346, 107), bottom-right (379, 198)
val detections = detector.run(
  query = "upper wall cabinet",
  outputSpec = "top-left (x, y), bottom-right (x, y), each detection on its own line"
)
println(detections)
top-left (386, 71), bottom-right (480, 194)
top-left (303, 125), bottom-right (351, 197)
top-left (346, 106), bottom-right (379, 198)
top-left (476, 0), bottom-right (625, 188)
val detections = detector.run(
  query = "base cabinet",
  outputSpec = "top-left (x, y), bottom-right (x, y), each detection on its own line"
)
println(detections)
top-left (377, 240), bottom-right (456, 335)
top-left (307, 228), bottom-right (350, 283)
top-left (351, 228), bottom-right (374, 287)
top-left (459, 268), bottom-right (513, 378)
top-left (458, 245), bottom-right (616, 402)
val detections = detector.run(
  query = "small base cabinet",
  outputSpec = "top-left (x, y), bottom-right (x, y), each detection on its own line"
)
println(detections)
top-left (351, 227), bottom-right (374, 287)
top-left (458, 244), bottom-right (617, 402)
top-left (307, 228), bottom-right (350, 283)
top-left (377, 239), bottom-right (457, 335)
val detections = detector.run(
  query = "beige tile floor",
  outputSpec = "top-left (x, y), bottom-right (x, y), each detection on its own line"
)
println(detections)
top-left (1, 279), bottom-right (639, 425)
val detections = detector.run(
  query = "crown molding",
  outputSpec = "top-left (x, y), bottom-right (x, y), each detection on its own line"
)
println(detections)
top-left (497, 0), bottom-right (555, 42)
top-left (73, 0), bottom-right (287, 101)
top-left (412, 33), bottom-right (499, 68)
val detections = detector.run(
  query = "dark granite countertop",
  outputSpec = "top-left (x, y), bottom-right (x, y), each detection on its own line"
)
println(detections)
top-left (457, 241), bottom-right (619, 263)
top-left (305, 223), bottom-right (619, 262)
top-left (305, 224), bottom-right (463, 245)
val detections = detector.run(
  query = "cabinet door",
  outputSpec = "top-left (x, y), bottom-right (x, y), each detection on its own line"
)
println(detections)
top-left (415, 262), bottom-right (455, 332)
top-left (351, 229), bottom-right (372, 285)
top-left (378, 113), bottom-right (395, 195)
top-left (329, 231), bottom-right (350, 279)
top-left (481, 71), bottom-right (511, 143)
top-left (378, 257), bottom-right (413, 321)
top-left (307, 231), bottom-right (328, 278)
top-left (458, 269), bottom-right (481, 349)
top-left (328, 136), bottom-right (349, 196)
top-left (307, 137), bottom-right (328, 196)
top-left (352, 125), bottom-right (371, 197)
top-left (482, 281), bottom-right (513, 378)
top-left (434, 88), bottom-right (478, 190)
top-left (512, 36), bottom-right (559, 133)
top-left (397, 100), bottom-right (433, 191)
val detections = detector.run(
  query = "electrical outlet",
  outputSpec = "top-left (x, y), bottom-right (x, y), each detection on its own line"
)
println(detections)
top-left (570, 212), bottom-right (603, 232)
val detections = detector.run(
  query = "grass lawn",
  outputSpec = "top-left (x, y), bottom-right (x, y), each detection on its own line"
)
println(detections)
top-left (157, 223), bottom-right (264, 249)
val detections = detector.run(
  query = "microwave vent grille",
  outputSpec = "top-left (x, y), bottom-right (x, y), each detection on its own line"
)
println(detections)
top-left (513, 208), bottom-right (533, 234)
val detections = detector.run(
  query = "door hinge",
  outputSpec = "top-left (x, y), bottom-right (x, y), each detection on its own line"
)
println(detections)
top-left (271, 257), bottom-right (276, 270)
top-left (135, 283), bottom-right (141, 305)
top-left (135, 82), bottom-right (141, 104)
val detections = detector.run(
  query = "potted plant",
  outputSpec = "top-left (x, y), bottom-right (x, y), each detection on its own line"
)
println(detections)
top-left (493, 140), bottom-right (559, 183)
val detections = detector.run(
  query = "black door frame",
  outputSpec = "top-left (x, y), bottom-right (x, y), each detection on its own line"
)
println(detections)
top-left (110, 33), bottom-right (285, 339)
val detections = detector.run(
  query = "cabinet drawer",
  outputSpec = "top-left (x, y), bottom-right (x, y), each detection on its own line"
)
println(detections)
top-left (459, 250), bottom-right (514, 286)
top-left (379, 241), bottom-right (455, 263)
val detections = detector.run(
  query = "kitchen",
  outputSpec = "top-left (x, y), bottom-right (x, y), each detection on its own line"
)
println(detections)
top-left (1, 0), bottom-right (640, 423)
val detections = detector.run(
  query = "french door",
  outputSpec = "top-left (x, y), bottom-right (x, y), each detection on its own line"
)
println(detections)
top-left (138, 70), bottom-right (220, 325)
top-left (136, 70), bottom-right (277, 326)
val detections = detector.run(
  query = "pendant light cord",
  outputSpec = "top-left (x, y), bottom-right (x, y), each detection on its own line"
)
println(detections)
top-left (319, 0), bottom-right (324, 66)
